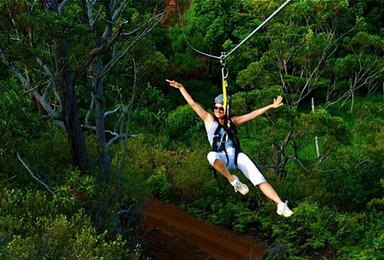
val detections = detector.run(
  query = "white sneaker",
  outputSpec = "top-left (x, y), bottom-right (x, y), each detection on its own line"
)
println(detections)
top-left (277, 201), bottom-right (293, 217)
top-left (230, 175), bottom-right (249, 195)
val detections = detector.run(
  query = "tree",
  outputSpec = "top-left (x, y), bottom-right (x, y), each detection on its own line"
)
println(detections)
top-left (228, 0), bottom-right (383, 176)
top-left (327, 32), bottom-right (384, 111)
top-left (0, 0), bottom-right (165, 180)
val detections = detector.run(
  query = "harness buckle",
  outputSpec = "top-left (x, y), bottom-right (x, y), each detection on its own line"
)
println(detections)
top-left (220, 131), bottom-right (229, 143)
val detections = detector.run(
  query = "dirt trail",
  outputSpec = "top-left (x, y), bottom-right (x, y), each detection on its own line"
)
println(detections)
top-left (140, 198), bottom-right (268, 260)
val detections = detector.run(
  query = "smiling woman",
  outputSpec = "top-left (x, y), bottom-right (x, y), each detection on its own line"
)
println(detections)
top-left (166, 79), bottom-right (293, 217)
top-left (214, 105), bottom-right (224, 112)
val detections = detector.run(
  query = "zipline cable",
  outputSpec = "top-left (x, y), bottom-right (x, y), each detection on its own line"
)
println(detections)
top-left (174, 0), bottom-right (292, 128)
top-left (175, 0), bottom-right (292, 61)
top-left (223, 0), bottom-right (292, 60)
top-left (176, 1), bottom-right (221, 60)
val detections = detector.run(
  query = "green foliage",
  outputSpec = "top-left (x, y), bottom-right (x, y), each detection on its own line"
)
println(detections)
top-left (183, 79), bottom-right (219, 109)
top-left (170, 142), bottom-right (212, 201)
top-left (358, 118), bottom-right (384, 167)
top-left (268, 202), bottom-right (384, 259)
top-left (165, 104), bottom-right (204, 145)
top-left (0, 81), bottom-right (51, 157)
top-left (146, 168), bottom-right (178, 204)
top-left (131, 83), bottom-right (170, 132)
top-left (53, 170), bottom-right (96, 207)
top-left (0, 188), bottom-right (137, 259)
top-left (1, 0), bottom-right (384, 259)
top-left (116, 135), bottom-right (181, 203)
top-left (188, 192), bottom-right (262, 235)
top-left (298, 108), bottom-right (350, 148)
top-left (184, 0), bottom-right (244, 55)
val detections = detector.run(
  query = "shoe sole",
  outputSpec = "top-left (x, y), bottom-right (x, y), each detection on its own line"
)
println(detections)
top-left (235, 186), bottom-right (249, 195)
top-left (232, 175), bottom-right (249, 195)
top-left (277, 210), bottom-right (293, 217)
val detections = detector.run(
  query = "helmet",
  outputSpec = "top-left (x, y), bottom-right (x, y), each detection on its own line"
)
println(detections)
top-left (214, 94), bottom-right (231, 106)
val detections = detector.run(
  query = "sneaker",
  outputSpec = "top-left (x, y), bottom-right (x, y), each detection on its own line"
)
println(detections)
top-left (230, 175), bottom-right (249, 195)
top-left (277, 201), bottom-right (293, 217)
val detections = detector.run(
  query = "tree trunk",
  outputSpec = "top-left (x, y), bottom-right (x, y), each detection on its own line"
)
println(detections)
top-left (56, 38), bottom-right (90, 174)
top-left (93, 56), bottom-right (112, 181)
top-left (95, 78), bottom-right (111, 180)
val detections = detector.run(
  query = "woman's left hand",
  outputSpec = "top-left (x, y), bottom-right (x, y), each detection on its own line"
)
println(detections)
top-left (271, 96), bottom-right (284, 108)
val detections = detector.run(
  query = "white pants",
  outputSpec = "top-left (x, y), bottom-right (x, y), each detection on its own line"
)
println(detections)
top-left (207, 147), bottom-right (267, 186)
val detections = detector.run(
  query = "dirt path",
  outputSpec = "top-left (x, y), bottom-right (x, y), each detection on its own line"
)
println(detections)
top-left (140, 198), bottom-right (268, 260)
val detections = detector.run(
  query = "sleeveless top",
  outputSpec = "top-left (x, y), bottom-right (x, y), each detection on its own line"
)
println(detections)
top-left (207, 120), bottom-right (235, 150)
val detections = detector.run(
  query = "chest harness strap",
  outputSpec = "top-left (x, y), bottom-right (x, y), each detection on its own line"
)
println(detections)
top-left (211, 117), bottom-right (242, 177)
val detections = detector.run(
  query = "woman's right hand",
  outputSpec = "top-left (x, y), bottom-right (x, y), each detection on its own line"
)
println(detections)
top-left (166, 79), bottom-right (183, 89)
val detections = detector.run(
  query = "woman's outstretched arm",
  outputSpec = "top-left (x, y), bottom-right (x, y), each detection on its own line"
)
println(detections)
top-left (166, 79), bottom-right (213, 130)
top-left (231, 96), bottom-right (283, 125)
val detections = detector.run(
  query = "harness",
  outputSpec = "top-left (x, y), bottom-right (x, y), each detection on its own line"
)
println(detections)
top-left (211, 117), bottom-right (241, 168)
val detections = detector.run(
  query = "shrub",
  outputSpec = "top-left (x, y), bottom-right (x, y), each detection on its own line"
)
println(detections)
top-left (0, 188), bottom-right (138, 259)
top-left (165, 104), bottom-right (204, 145)
top-left (146, 167), bottom-right (178, 203)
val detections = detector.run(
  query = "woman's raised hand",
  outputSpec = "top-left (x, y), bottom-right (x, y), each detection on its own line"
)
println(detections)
top-left (272, 95), bottom-right (284, 108)
top-left (166, 79), bottom-right (183, 89)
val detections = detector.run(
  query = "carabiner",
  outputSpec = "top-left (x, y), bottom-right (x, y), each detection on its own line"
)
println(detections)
top-left (221, 67), bottom-right (229, 80)
top-left (220, 52), bottom-right (229, 80)
top-left (220, 52), bottom-right (227, 67)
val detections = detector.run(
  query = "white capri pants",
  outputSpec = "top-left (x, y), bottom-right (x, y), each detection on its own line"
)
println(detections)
top-left (207, 147), bottom-right (266, 187)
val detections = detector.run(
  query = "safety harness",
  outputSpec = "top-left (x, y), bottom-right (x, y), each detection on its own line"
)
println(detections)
top-left (211, 116), bottom-right (242, 168)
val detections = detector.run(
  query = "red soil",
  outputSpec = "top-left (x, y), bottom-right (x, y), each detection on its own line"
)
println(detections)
top-left (140, 198), bottom-right (268, 260)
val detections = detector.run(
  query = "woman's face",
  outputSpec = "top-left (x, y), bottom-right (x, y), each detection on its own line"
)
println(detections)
top-left (213, 103), bottom-right (226, 119)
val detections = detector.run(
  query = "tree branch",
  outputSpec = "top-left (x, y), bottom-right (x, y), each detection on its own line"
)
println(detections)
top-left (30, 0), bottom-right (39, 13)
top-left (106, 133), bottom-right (142, 149)
top-left (74, 24), bottom-right (125, 78)
top-left (17, 153), bottom-right (55, 194)
top-left (112, 0), bottom-right (128, 21)
top-left (1, 46), bottom-right (65, 129)
top-left (98, 11), bottom-right (165, 80)
top-left (104, 106), bottom-right (121, 117)
top-left (58, 0), bottom-right (71, 15)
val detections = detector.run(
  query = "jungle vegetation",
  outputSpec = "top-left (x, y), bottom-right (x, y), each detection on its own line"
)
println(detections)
top-left (1, 0), bottom-right (383, 259)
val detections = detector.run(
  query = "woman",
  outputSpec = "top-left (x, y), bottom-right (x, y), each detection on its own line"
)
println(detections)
top-left (166, 79), bottom-right (293, 217)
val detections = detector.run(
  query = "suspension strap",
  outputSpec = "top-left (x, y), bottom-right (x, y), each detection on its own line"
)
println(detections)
top-left (220, 52), bottom-right (230, 127)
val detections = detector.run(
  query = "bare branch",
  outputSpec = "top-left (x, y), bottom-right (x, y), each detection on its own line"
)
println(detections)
top-left (74, 24), bottom-right (125, 77)
top-left (30, 0), bottom-right (39, 13)
top-left (86, 0), bottom-right (97, 33)
top-left (41, 114), bottom-right (64, 121)
top-left (287, 155), bottom-right (311, 172)
top-left (104, 106), bottom-right (121, 117)
top-left (117, 57), bottom-right (139, 184)
top-left (22, 83), bottom-right (41, 94)
top-left (1, 47), bottom-right (65, 129)
top-left (112, 0), bottom-right (128, 21)
top-left (88, 0), bottom-right (118, 27)
top-left (85, 92), bottom-right (95, 126)
top-left (74, 46), bottom-right (106, 77)
top-left (326, 55), bottom-right (384, 109)
top-left (99, 12), bottom-right (165, 80)
top-left (106, 133), bottom-right (142, 149)
top-left (2, 175), bottom-right (16, 184)
top-left (36, 57), bottom-right (53, 77)
top-left (17, 153), bottom-right (55, 194)
top-left (121, 11), bottom-right (166, 36)
top-left (5, 4), bottom-right (22, 38)
top-left (58, 0), bottom-right (71, 15)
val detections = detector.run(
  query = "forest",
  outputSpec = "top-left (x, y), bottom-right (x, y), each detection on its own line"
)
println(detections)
top-left (1, 0), bottom-right (383, 259)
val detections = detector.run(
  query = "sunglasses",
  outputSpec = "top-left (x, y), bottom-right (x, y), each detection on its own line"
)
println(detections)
top-left (213, 106), bottom-right (225, 111)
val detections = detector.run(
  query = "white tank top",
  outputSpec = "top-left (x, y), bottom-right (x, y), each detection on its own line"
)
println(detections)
top-left (207, 120), bottom-right (234, 150)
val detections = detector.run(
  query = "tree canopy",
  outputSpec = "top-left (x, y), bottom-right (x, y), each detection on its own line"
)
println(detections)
top-left (1, 0), bottom-right (384, 259)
